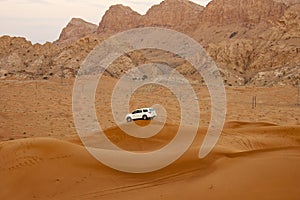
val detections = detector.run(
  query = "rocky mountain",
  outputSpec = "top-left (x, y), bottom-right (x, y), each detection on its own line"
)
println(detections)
top-left (201, 0), bottom-right (287, 26)
top-left (206, 3), bottom-right (300, 86)
top-left (0, 0), bottom-right (299, 86)
top-left (97, 0), bottom-right (204, 34)
top-left (142, 0), bottom-right (204, 33)
top-left (0, 35), bottom-right (101, 79)
top-left (97, 4), bottom-right (142, 34)
top-left (274, 0), bottom-right (300, 5)
top-left (56, 18), bottom-right (97, 45)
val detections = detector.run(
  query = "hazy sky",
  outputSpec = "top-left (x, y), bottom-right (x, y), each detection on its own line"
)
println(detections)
top-left (0, 0), bottom-right (211, 44)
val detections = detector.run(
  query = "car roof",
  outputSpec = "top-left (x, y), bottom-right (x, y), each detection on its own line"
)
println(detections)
top-left (134, 107), bottom-right (153, 110)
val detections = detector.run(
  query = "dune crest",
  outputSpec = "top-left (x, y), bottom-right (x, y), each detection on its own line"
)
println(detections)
top-left (1, 122), bottom-right (300, 199)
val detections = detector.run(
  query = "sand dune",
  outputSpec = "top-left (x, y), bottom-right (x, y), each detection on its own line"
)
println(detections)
top-left (1, 122), bottom-right (300, 199)
top-left (1, 79), bottom-right (299, 199)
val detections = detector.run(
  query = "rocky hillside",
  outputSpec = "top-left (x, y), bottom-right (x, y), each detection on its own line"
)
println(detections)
top-left (0, 0), bottom-right (299, 86)
top-left (97, 0), bottom-right (204, 34)
top-left (0, 35), bottom-right (101, 79)
top-left (201, 0), bottom-right (287, 26)
top-left (97, 4), bottom-right (142, 34)
top-left (56, 18), bottom-right (98, 45)
top-left (206, 3), bottom-right (300, 86)
top-left (140, 0), bottom-right (204, 33)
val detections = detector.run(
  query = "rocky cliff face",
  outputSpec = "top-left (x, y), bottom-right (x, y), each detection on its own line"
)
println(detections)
top-left (0, 0), bottom-right (299, 86)
top-left (143, 0), bottom-right (204, 32)
top-left (0, 36), bottom-right (59, 79)
top-left (202, 0), bottom-right (287, 26)
top-left (206, 3), bottom-right (300, 86)
top-left (0, 35), bottom-right (101, 79)
top-left (97, 0), bottom-right (204, 34)
top-left (56, 18), bottom-right (97, 45)
top-left (97, 4), bottom-right (142, 34)
top-left (274, 0), bottom-right (300, 5)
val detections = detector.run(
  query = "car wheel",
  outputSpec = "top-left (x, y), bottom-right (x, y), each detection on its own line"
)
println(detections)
top-left (142, 115), bottom-right (148, 120)
top-left (127, 117), bottom-right (132, 122)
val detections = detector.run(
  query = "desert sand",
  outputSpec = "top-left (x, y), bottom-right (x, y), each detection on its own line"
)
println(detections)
top-left (0, 77), bottom-right (300, 199)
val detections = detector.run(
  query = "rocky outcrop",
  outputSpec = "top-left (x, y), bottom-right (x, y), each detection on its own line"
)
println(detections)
top-left (97, 4), bottom-right (142, 34)
top-left (274, 0), bottom-right (300, 6)
top-left (201, 0), bottom-right (287, 26)
top-left (0, 35), bottom-right (102, 79)
top-left (0, 0), bottom-right (299, 86)
top-left (275, 3), bottom-right (300, 38)
top-left (97, 0), bottom-right (204, 34)
top-left (0, 36), bottom-right (59, 79)
top-left (56, 18), bottom-right (97, 45)
top-left (143, 0), bottom-right (204, 32)
top-left (206, 3), bottom-right (300, 86)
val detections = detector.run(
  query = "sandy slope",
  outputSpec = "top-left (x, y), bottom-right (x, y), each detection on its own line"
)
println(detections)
top-left (0, 79), bottom-right (300, 199)
top-left (1, 122), bottom-right (300, 200)
top-left (0, 78), bottom-right (299, 142)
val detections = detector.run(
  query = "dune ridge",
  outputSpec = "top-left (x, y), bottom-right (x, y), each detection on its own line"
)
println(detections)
top-left (1, 122), bottom-right (300, 199)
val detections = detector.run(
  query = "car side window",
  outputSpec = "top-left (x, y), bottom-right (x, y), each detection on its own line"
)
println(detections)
top-left (132, 110), bottom-right (137, 114)
top-left (137, 110), bottom-right (142, 113)
top-left (143, 109), bottom-right (148, 112)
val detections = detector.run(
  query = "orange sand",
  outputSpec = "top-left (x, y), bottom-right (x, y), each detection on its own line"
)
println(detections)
top-left (0, 78), bottom-right (300, 199)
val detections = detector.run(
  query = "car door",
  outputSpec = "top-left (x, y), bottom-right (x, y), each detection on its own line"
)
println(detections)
top-left (135, 109), bottom-right (143, 119)
top-left (131, 109), bottom-right (142, 119)
top-left (143, 109), bottom-right (149, 117)
top-left (131, 110), bottom-right (138, 119)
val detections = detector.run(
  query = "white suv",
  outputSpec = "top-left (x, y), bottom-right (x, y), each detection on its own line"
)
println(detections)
top-left (125, 108), bottom-right (157, 122)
